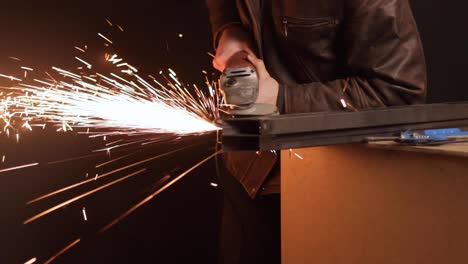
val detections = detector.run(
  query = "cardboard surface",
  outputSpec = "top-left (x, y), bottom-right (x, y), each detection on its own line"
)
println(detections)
top-left (368, 142), bottom-right (468, 158)
top-left (281, 144), bottom-right (468, 264)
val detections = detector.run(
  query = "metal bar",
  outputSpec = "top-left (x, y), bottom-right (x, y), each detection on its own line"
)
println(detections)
top-left (221, 102), bottom-right (468, 151)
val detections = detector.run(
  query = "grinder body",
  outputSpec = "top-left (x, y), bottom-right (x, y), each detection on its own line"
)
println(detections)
top-left (220, 51), bottom-right (278, 116)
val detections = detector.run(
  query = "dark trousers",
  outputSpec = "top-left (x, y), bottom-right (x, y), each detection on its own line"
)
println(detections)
top-left (218, 166), bottom-right (281, 264)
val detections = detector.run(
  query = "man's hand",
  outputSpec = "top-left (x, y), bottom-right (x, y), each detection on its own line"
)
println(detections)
top-left (247, 54), bottom-right (279, 105)
top-left (213, 26), bottom-right (254, 72)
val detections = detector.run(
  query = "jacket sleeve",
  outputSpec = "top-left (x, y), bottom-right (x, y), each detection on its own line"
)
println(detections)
top-left (206, 0), bottom-right (242, 48)
top-left (282, 0), bottom-right (427, 114)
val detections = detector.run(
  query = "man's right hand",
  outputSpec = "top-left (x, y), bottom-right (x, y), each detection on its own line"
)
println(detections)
top-left (213, 26), bottom-right (255, 72)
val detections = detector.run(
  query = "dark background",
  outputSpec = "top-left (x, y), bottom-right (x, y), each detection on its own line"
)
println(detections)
top-left (0, 1), bottom-right (467, 263)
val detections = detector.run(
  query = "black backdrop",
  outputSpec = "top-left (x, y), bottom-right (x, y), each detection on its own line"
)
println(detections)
top-left (410, 1), bottom-right (468, 102)
top-left (0, 1), bottom-right (467, 263)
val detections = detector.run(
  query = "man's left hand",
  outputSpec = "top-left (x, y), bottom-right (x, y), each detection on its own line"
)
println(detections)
top-left (247, 54), bottom-right (279, 105)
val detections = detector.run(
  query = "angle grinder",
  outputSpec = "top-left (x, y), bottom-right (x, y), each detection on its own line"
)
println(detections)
top-left (220, 51), bottom-right (278, 116)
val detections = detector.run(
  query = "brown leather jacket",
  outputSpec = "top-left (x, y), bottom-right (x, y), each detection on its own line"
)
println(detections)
top-left (207, 0), bottom-right (427, 198)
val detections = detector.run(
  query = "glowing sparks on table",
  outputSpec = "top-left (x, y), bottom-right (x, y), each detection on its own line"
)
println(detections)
top-left (1, 18), bottom-right (223, 262)
top-left (44, 238), bottom-right (81, 264)
top-left (1, 59), bottom-right (219, 137)
top-left (340, 98), bottom-right (347, 109)
top-left (25, 142), bottom-right (201, 205)
top-left (288, 149), bottom-right (304, 160)
top-left (98, 33), bottom-right (113, 44)
top-left (24, 257), bottom-right (37, 264)
top-left (0, 163), bottom-right (39, 173)
top-left (0, 73), bottom-right (22, 82)
top-left (294, 152), bottom-right (304, 160)
top-left (99, 151), bottom-right (219, 233)
top-left (1, 29), bottom-right (221, 226)
top-left (23, 169), bottom-right (147, 225)
top-left (80, 209), bottom-right (87, 223)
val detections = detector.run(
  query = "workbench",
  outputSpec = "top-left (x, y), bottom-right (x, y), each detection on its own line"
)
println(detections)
top-left (221, 102), bottom-right (468, 263)
top-left (281, 142), bottom-right (468, 264)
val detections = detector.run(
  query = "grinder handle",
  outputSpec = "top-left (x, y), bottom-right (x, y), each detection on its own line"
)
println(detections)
top-left (225, 51), bottom-right (255, 69)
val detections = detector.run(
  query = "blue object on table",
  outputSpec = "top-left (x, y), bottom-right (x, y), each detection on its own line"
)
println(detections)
top-left (423, 128), bottom-right (468, 137)
top-left (397, 128), bottom-right (468, 145)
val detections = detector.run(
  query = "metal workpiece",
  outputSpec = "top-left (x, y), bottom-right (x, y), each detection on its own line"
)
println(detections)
top-left (221, 102), bottom-right (468, 151)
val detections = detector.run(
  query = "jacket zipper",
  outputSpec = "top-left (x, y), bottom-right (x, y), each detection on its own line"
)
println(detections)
top-left (282, 17), bottom-right (338, 37)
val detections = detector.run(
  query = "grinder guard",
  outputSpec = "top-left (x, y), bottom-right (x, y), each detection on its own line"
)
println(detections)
top-left (220, 51), bottom-right (278, 116)
top-left (220, 52), bottom-right (259, 107)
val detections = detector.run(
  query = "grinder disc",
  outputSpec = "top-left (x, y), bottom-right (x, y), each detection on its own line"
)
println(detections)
top-left (227, 103), bottom-right (279, 116)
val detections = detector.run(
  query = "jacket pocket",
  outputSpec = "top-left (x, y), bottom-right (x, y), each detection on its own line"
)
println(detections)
top-left (281, 16), bottom-right (338, 37)
top-left (277, 16), bottom-right (340, 82)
